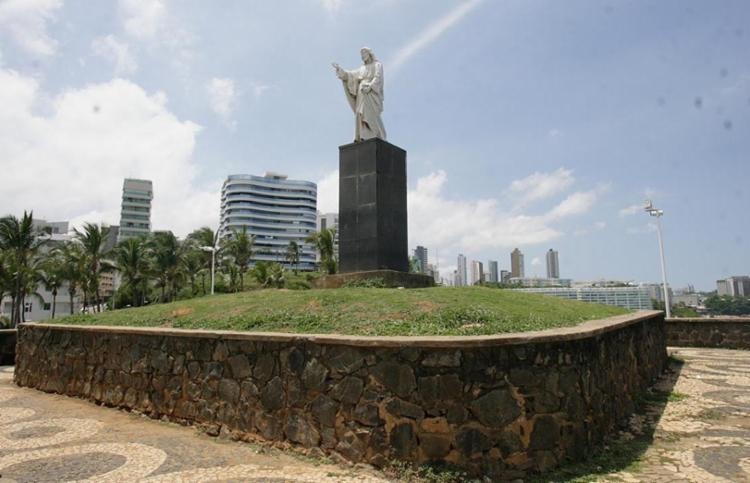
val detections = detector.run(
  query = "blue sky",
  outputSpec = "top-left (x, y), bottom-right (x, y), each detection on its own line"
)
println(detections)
top-left (0, 0), bottom-right (748, 290)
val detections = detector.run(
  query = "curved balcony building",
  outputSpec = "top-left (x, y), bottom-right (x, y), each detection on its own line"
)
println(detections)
top-left (220, 172), bottom-right (317, 271)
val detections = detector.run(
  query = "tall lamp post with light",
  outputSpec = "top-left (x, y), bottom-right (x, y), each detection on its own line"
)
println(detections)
top-left (644, 200), bottom-right (671, 318)
top-left (200, 245), bottom-right (218, 295)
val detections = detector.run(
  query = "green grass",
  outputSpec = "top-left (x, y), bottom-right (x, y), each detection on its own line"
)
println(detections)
top-left (52, 287), bottom-right (628, 336)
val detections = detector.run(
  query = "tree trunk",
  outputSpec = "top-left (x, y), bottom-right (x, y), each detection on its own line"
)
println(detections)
top-left (51, 291), bottom-right (57, 319)
top-left (10, 294), bottom-right (18, 328)
top-left (69, 290), bottom-right (75, 315)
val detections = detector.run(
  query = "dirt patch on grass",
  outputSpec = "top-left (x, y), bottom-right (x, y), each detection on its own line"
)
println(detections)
top-left (305, 299), bottom-right (323, 311)
top-left (414, 300), bottom-right (440, 312)
top-left (171, 308), bottom-right (193, 317)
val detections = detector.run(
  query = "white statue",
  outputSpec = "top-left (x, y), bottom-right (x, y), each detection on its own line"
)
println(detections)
top-left (332, 47), bottom-right (386, 142)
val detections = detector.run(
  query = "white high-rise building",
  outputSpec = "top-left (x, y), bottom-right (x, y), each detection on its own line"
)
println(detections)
top-left (118, 178), bottom-right (153, 242)
top-left (456, 254), bottom-right (468, 287)
top-left (546, 249), bottom-right (560, 279)
top-left (717, 276), bottom-right (750, 297)
top-left (470, 260), bottom-right (484, 285)
top-left (220, 172), bottom-right (317, 270)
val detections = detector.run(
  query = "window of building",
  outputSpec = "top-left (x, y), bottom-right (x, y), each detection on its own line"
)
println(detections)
top-left (24, 302), bottom-right (32, 313)
top-left (43, 303), bottom-right (51, 311)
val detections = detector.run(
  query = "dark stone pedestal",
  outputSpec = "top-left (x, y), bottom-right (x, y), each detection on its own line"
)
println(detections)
top-left (339, 138), bottom-right (408, 273)
top-left (313, 270), bottom-right (435, 289)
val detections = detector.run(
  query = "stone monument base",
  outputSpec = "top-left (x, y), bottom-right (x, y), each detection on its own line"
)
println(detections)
top-left (313, 270), bottom-right (435, 289)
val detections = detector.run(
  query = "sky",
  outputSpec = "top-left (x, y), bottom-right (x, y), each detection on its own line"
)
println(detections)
top-left (0, 0), bottom-right (748, 290)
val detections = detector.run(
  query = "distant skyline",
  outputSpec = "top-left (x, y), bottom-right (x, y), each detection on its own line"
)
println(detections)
top-left (1, 1), bottom-right (748, 290)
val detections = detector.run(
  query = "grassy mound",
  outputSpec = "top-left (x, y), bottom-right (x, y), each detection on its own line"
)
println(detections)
top-left (52, 287), bottom-right (629, 337)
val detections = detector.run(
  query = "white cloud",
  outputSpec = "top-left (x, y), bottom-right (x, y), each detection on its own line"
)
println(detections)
top-left (531, 257), bottom-right (541, 266)
top-left (0, 0), bottom-right (62, 56)
top-left (574, 220), bottom-right (607, 236)
top-left (545, 189), bottom-right (599, 220)
top-left (508, 167), bottom-right (574, 208)
top-left (91, 35), bottom-right (138, 76)
top-left (206, 77), bottom-right (237, 127)
top-left (320, 0), bottom-right (343, 12)
top-left (618, 203), bottom-right (641, 217)
top-left (388, 0), bottom-right (482, 76)
top-left (547, 128), bottom-right (562, 139)
top-left (317, 167), bottom-right (599, 254)
top-left (250, 82), bottom-right (271, 99)
top-left (118, 0), bottom-right (194, 80)
top-left (316, 169), bottom-right (339, 214)
top-left (0, 68), bottom-right (220, 237)
top-left (119, 0), bottom-right (166, 40)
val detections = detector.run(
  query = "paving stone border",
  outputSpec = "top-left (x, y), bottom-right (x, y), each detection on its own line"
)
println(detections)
top-left (666, 317), bottom-right (750, 350)
top-left (14, 311), bottom-right (665, 479)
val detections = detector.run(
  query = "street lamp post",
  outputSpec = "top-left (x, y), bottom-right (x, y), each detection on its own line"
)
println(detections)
top-left (644, 200), bottom-right (671, 319)
top-left (200, 246), bottom-right (217, 295)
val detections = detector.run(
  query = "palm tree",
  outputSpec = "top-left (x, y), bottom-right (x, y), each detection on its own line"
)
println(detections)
top-left (221, 227), bottom-right (255, 291)
top-left (307, 228), bottom-right (337, 275)
top-left (57, 241), bottom-right (86, 315)
top-left (113, 237), bottom-right (149, 307)
top-left (149, 231), bottom-right (184, 302)
top-left (285, 241), bottom-right (301, 274)
top-left (0, 212), bottom-right (45, 326)
top-left (188, 227), bottom-right (217, 294)
top-left (181, 246), bottom-right (203, 296)
top-left (74, 223), bottom-right (112, 312)
top-left (38, 253), bottom-right (64, 319)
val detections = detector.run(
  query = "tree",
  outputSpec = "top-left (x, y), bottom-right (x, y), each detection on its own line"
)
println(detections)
top-left (74, 223), bottom-right (112, 312)
top-left (409, 256), bottom-right (420, 274)
top-left (0, 212), bottom-right (45, 326)
top-left (56, 241), bottom-right (86, 315)
top-left (252, 261), bottom-right (285, 288)
top-left (307, 228), bottom-right (337, 275)
top-left (188, 227), bottom-right (217, 294)
top-left (112, 237), bottom-right (150, 307)
top-left (285, 241), bottom-right (301, 274)
top-left (705, 295), bottom-right (750, 316)
top-left (38, 253), bottom-right (65, 319)
top-left (221, 227), bottom-right (255, 291)
top-left (181, 246), bottom-right (204, 296)
top-left (149, 231), bottom-right (184, 303)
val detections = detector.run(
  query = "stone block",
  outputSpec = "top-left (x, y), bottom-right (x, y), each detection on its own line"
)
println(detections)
top-left (338, 138), bottom-right (408, 273)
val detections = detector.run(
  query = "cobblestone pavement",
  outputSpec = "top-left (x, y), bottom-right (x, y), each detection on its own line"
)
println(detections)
top-left (3, 348), bottom-right (750, 482)
top-left (602, 348), bottom-right (750, 483)
top-left (0, 366), bottom-right (388, 482)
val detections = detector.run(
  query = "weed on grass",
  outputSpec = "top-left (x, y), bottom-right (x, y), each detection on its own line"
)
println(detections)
top-left (384, 461), bottom-right (472, 483)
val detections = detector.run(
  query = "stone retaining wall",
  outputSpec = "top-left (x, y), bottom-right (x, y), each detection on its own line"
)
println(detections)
top-left (667, 317), bottom-right (750, 349)
top-left (0, 329), bottom-right (16, 365)
top-left (15, 312), bottom-right (665, 479)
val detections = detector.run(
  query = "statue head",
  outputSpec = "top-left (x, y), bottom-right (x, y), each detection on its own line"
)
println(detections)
top-left (360, 47), bottom-right (375, 64)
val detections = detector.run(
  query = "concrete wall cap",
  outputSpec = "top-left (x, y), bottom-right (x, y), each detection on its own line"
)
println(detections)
top-left (26, 310), bottom-right (662, 348)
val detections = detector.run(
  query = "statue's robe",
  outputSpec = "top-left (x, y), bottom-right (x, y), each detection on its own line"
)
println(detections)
top-left (339, 61), bottom-right (386, 141)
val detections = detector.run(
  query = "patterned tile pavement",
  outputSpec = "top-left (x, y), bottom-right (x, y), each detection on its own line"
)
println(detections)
top-left (601, 348), bottom-right (750, 482)
top-left (0, 366), bottom-right (388, 482)
top-left (2, 348), bottom-right (749, 482)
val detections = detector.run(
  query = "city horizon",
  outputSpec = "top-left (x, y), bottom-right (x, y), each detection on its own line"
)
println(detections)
top-left (1, 1), bottom-right (748, 291)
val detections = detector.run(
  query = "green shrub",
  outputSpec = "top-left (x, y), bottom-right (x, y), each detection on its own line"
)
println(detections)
top-left (343, 277), bottom-right (387, 288)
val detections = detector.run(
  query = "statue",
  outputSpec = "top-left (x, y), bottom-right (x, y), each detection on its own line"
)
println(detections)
top-left (332, 47), bottom-right (386, 142)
